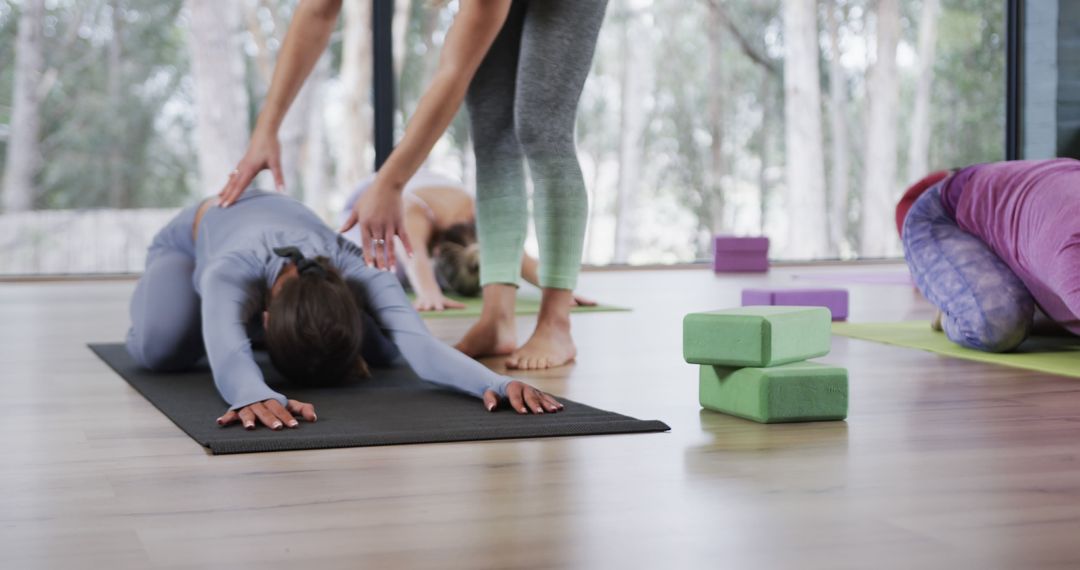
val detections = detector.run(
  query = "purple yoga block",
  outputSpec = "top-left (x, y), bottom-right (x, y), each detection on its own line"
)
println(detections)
top-left (741, 288), bottom-right (849, 321)
top-left (740, 289), bottom-right (775, 306)
top-left (713, 236), bottom-right (769, 272)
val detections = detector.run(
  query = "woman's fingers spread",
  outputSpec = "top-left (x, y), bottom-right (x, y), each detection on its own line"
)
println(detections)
top-left (218, 410), bottom-right (239, 426)
top-left (220, 168), bottom-right (244, 207)
top-left (339, 209), bottom-right (358, 233)
top-left (265, 400), bottom-right (298, 428)
top-left (250, 402), bottom-right (282, 430)
top-left (482, 390), bottom-right (499, 412)
top-left (366, 224), bottom-right (386, 269)
top-left (222, 169), bottom-right (255, 207)
top-left (524, 388), bottom-right (544, 414)
top-left (507, 384), bottom-right (527, 414)
top-left (218, 171), bottom-right (236, 200)
top-left (372, 229), bottom-right (391, 270)
top-left (218, 181), bottom-right (236, 205)
top-left (287, 400), bottom-right (317, 422)
top-left (397, 227), bottom-right (414, 258)
top-left (238, 407), bottom-right (256, 430)
top-left (541, 393), bottom-right (563, 412)
top-left (383, 230), bottom-right (397, 271)
top-left (359, 228), bottom-right (375, 267)
top-left (270, 158), bottom-right (285, 193)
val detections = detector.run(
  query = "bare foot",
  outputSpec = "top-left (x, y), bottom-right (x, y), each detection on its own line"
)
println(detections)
top-left (455, 283), bottom-right (518, 358)
top-left (507, 321), bottom-right (577, 370)
top-left (507, 287), bottom-right (578, 370)
top-left (455, 317), bottom-right (517, 358)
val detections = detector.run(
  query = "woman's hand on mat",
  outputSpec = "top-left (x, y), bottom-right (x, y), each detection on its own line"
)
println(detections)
top-left (218, 129), bottom-right (285, 207)
top-left (483, 381), bottom-right (564, 415)
top-left (217, 398), bottom-right (317, 430)
top-left (413, 293), bottom-right (467, 312)
top-left (340, 184), bottom-right (414, 270)
top-left (571, 293), bottom-right (597, 307)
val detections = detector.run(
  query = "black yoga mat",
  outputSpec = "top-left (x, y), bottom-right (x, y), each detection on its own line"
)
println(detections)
top-left (89, 344), bottom-right (669, 455)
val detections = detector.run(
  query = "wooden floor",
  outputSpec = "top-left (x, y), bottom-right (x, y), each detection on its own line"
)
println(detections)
top-left (5, 263), bottom-right (1080, 569)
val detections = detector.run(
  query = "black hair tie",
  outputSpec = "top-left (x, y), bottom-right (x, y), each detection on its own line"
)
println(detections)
top-left (273, 246), bottom-right (327, 277)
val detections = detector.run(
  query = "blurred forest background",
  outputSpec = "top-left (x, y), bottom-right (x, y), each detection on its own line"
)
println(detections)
top-left (0, 0), bottom-right (1004, 274)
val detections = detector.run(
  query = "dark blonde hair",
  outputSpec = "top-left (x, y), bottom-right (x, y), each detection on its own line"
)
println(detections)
top-left (265, 256), bottom-right (369, 385)
top-left (433, 223), bottom-right (481, 297)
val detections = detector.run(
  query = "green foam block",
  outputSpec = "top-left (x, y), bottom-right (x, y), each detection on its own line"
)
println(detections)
top-left (683, 306), bottom-right (831, 367)
top-left (699, 361), bottom-right (848, 423)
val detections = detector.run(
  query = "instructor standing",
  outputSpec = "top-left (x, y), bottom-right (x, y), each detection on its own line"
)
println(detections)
top-left (219, 0), bottom-right (608, 371)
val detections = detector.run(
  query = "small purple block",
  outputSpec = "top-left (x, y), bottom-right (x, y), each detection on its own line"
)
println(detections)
top-left (741, 288), bottom-right (849, 321)
top-left (740, 289), bottom-right (775, 306)
top-left (713, 236), bottom-right (769, 273)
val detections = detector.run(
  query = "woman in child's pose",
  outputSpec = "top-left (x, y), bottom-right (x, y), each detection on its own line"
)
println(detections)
top-left (899, 159), bottom-right (1080, 352)
top-left (126, 190), bottom-right (562, 430)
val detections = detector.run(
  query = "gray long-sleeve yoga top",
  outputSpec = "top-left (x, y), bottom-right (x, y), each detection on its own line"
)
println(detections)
top-left (193, 190), bottom-right (511, 410)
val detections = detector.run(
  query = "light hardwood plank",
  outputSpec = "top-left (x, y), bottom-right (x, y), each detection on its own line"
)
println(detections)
top-left (3, 264), bottom-right (1080, 569)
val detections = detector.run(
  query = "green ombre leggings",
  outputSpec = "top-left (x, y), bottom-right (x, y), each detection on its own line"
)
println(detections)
top-left (465, 0), bottom-right (608, 290)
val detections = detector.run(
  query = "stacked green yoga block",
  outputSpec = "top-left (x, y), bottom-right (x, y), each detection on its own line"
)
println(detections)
top-left (697, 362), bottom-right (848, 423)
top-left (684, 306), bottom-right (848, 423)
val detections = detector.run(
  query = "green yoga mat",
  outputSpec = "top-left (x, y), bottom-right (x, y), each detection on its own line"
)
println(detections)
top-left (832, 321), bottom-right (1080, 378)
top-left (408, 294), bottom-right (629, 319)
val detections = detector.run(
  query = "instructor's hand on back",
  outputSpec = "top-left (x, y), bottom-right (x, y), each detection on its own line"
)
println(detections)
top-left (218, 127), bottom-right (286, 208)
top-left (217, 398), bottom-right (316, 430)
top-left (339, 179), bottom-right (414, 271)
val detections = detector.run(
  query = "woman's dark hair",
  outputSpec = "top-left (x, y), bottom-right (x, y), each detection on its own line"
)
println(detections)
top-left (264, 254), bottom-right (368, 386)
top-left (433, 222), bottom-right (481, 297)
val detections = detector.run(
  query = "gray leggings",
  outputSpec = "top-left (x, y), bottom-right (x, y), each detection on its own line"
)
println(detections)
top-left (466, 0), bottom-right (608, 290)
top-left (126, 204), bottom-right (205, 371)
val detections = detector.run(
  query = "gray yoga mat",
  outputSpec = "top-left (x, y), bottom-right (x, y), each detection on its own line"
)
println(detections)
top-left (89, 344), bottom-right (669, 455)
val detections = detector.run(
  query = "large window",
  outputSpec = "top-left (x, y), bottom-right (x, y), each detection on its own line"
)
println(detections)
top-left (395, 0), bottom-right (1005, 263)
top-left (0, 0), bottom-right (1005, 275)
top-left (0, 0), bottom-right (369, 275)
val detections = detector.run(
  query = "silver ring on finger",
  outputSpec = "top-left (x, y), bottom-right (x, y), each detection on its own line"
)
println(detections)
top-left (373, 238), bottom-right (386, 247)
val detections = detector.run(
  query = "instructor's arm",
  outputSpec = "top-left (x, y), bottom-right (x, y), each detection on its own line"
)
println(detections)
top-left (341, 0), bottom-right (511, 270)
top-left (219, 0), bottom-right (343, 206)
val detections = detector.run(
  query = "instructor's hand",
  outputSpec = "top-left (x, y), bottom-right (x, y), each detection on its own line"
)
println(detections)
top-left (217, 398), bottom-right (317, 430)
top-left (218, 129), bottom-right (285, 207)
top-left (482, 381), bottom-right (564, 415)
top-left (340, 184), bottom-right (414, 270)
